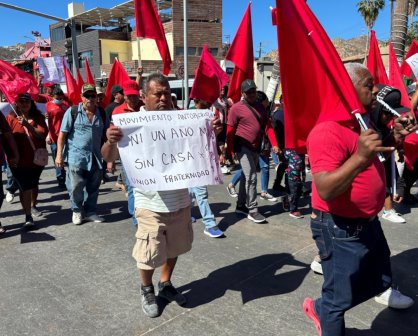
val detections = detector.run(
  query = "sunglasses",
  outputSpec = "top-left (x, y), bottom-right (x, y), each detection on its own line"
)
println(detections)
top-left (83, 93), bottom-right (97, 99)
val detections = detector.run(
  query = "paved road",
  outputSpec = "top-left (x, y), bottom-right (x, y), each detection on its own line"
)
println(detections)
top-left (0, 160), bottom-right (417, 336)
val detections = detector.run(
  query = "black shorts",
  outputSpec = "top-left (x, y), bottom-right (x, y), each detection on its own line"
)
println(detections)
top-left (216, 127), bottom-right (227, 145)
top-left (11, 167), bottom-right (44, 191)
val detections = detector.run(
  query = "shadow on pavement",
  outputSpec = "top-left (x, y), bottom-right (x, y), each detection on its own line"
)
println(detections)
top-left (175, 253), bottom-right (309, 311)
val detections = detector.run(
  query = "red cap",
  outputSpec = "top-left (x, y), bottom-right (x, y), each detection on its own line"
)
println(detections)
top-left (44, 82), bottom-right (55, 87)
top-left (122, 80), bottom-right (139, 96)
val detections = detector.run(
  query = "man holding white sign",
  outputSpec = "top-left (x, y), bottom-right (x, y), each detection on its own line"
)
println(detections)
top-left (102, 73), bottom-right (223, 318)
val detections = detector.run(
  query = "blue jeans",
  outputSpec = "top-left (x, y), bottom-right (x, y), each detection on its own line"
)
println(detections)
top-left (5, 165), bottom-right (18, 193)
top-left (122, 167), bottom-right (137, 226)
top-left (66, 164), bottom-right (102, 215)
top-left (311, 212), bottom-right (392, 336)
top-left (50, 143), bottom-right (66, 184)
top-left (189, 186), bottom-right (216, 230)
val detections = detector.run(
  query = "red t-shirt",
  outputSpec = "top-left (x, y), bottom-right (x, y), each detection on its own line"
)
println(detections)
top-left (45, 101), bottom-right (70, 143)
top-left (6, 112), bottom-right (48, 168)
top-left (112, 101), bottom-right (144, 116)
top-left (307, 121), bottom-right (386, 218)
top-left (227, 100), bottom-right (277, 152)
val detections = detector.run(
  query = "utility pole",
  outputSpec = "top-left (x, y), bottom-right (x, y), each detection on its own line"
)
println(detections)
top-left (257, 42), bottom-right (264, 59)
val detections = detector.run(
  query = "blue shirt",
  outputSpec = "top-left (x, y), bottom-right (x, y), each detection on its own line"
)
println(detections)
top-left (60, 103), bottom-right (104, 170)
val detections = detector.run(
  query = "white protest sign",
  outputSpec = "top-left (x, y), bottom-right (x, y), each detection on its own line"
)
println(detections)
top-left (37, 57), bottom-right (67, 83)
top-left (405, 53), bottom-right (418, 79)
top-left (112, 109), bottom-right (223, 191)
top-left (0, 102), bottom-right (46, 116)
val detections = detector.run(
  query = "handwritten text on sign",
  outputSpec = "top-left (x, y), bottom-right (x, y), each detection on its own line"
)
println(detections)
top-left (406, 53), bottom-right (418, 79)
top-left (112, 109), bottom-right (223, 191)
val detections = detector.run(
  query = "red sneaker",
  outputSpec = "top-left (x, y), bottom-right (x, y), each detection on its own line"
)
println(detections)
top-left (303, 297), bottom-right (321, 336)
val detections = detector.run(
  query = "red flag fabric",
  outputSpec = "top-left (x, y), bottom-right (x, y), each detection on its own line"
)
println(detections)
top-left (0, 60), bottom-right (39, 103)
top-left (75, 66), bottom-right (85, 89)
top-left (190, 45), bottom-right (230, 104)
top-left (102, 58), bottom-right (130, 107)
top-left (400, 39), bottom-right (418, 79)
top-left (388, 42), bottom-right (412, 110)
top-left (275, 0), bottom-right (364, 151)
top-left (63, 61), bottom-right (81, 105)
top-left (367, 30), bottom-right (389, 85)
top-left (84, 58), bottom-right (95, 85)
top-left (134, 0), bottom-right (172, 75)
top-left (225, 3), bottom-right (254, 103)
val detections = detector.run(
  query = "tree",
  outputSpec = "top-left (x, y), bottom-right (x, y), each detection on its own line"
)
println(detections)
top-left (357, 0), bottom-right (385, 53)
top-left (391, 0), bottom-right (413, 60)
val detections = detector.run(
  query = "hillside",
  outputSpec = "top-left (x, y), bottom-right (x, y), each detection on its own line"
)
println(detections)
top-left (0, 44), bottom-right (25, 61)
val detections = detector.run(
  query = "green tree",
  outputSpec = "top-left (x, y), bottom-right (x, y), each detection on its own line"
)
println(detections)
top-left (357, 0), bottom-right (385, 54)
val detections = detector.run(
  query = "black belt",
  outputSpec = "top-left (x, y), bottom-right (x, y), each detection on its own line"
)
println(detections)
top-left (312, 209), bottom-right (376, 226)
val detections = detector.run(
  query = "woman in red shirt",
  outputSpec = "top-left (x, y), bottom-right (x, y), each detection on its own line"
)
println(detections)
top-left (6, 93), bottom-right (48, 227)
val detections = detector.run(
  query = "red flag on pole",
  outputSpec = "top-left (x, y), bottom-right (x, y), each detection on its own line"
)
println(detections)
top-left (0, 60), bottom-right (39, 103)
top-left (388, 42), bottom-right (412, 110)
top-left (75, 66), bottom-right (85, 89)
top-left (134, 0), bottom-right (172, 75)
top-left (400, 39), bottom-right (418, 79)
top-left (225, 3), bottom-right (254, 103)
top-left (63, 61), bottom-right (81, 105)
top-left (190, 45), bottom-right (230, 104)
top-left (367, 30), bottom-right (389, 85)
top-left (275, 0), bottom-right (364, 151)
top-left (102, 58), bottom-right (130, 107)
top-left (84, 57), bottom-right (95, 85)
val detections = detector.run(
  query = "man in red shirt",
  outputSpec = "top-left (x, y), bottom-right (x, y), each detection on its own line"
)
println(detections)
top-left (226, 79), bottom-right (280, 223)
top-left (46, 88), bottom-right (70, 188)
top-left (303, 63), bottom-right (417, 336)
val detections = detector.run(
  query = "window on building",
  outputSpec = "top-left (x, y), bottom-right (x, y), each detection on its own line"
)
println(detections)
top-left (175, 47), bottom-right (184, 56)
top-left (109, 52), bottom-right (119, 64)
top-left (78, 50), bottom-right (93, 68)
top-left (188, 47), bottom-right (197, 56)
top-left (51, 27), bottom-right (65, 42)
top-left (209, 48), bottom-right (219, 57)
top-left (197, 47), bottom-right (203, 56)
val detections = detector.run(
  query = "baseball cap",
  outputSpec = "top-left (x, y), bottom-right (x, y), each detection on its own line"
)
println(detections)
top-left (122, 80), bottom-right (140, 96)
top-left (376, 84), bottom-right (410, 114)
top-left (44, 81), bottom-right (55, 87)
top-left (111, 84), bottom-right (123, 96)
top-left (82, 83), bottom-right (96, 94)
top-left (241, 79), bottom-right (257, 92)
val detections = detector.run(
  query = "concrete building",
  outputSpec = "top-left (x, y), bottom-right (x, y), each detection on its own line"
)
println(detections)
top-left (49, 0), bottom-right (223, 87)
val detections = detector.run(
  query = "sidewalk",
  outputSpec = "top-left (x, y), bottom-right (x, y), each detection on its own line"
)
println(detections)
top-left (0, 163), bottom-right (417, 336)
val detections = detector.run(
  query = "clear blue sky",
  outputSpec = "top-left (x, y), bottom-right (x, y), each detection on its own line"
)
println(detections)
top-left (0, 0), bottom-right (392, 54)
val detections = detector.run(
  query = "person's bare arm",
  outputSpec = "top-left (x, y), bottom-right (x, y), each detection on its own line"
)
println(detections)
top-left (314, 129), bottom-right (394, 201)
top-left (55, 131), bottom-right (67, 168)
top-left (101, 126), bottom-right (122, 162)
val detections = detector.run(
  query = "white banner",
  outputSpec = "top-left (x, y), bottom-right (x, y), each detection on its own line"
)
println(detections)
top-left (37, 56), bottom-right (67, 84)
top-left (405, 53), bottom-right (418, 79)
top-left (112, 109), bottom-right (223, 191)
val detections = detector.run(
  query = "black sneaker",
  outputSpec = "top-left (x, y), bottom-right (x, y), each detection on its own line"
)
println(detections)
top-left (247, 211), bottom-right (266, 223)
top-left (23, 215), bottom-right (35, 228)
top-left (235, 204), bottom-right (249, 216)
top-left (158, 280), bottom-right (187, 306)
top-left (141, 285), bottom-right (159, 318)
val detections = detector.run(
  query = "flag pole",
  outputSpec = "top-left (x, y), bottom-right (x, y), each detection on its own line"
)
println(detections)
top-left (183, 0), bottom-right (189, 108)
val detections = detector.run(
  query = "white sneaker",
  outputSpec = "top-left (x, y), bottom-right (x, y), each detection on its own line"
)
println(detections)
top-left (382, 209), bottom-right (406, 223)
top-left (310, 257), bottom-right (323, 275)
top-left (72, 212), bottom-right (83, 225)
top-left (375, 287), bottom-right (414, 309)
top-left (260, 192), bottom-right (277, 202)
top-left (221, 166), bottom-right (231, 174)
top-left (84, 214), bottom-right (104, 223)
top-left (5, 192), bottom-right (14, 203)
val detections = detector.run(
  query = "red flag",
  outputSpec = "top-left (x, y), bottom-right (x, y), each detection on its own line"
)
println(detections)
top-left (134, 0), bottom-right (172, 75)
top-left (84, 57), bottom-right (95, 85)
top-left (0, 60), bottom-right (39, 103)
top-left (276, 0), bottom-right (364, 151)
top-left (75, 66), bottom-right (85, 89)
top-left (400, 39), bottom-right (418, 79)
top-left (225, 3), bottom-right (254, 103)
top-left (190, 45), bottom-right (230, 105)
top-left (102, 58), bottom-right (130, 107)
top-left (367, 30), bottom-right (389, 85)
top-left (63, 61), bottom-right (81, 105)
top-left (388, 42), bottom-right (412, 110)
